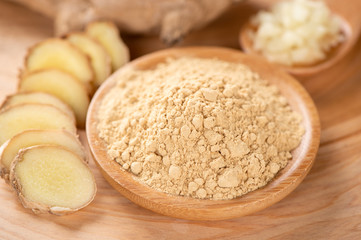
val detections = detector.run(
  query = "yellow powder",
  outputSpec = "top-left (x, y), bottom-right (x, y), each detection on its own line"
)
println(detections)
top-left (97, 57), bottom-right (305, 200)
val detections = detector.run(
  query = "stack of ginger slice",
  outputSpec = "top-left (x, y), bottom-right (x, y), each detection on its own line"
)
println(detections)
top-left (0, 21), bottom-right (129, 215)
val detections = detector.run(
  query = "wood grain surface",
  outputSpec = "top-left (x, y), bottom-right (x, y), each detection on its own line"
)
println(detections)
top-left (0, 0), bottom-right (361, 239)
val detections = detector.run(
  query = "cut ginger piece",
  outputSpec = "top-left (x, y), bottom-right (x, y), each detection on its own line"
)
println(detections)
top-left (0, 103), bottom-right (76, 146)
top-left (86, 21), bottom-right (129, 71)
top-left (1, 92), bottom-right (74, 121)
top-left (23, 38), bottom-right (94, 93)
top-left (0, 129), bottom-right (86, 182)
top-left (19, 70), bottom-right (90, 128)
top-left (67, 33), bottom-right (111, 87)
top-left (10, 145), bottom-right (96, 215)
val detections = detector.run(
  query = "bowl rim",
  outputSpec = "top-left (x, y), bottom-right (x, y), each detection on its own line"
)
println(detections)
top-left (86, 46), bottom-right (321, 221)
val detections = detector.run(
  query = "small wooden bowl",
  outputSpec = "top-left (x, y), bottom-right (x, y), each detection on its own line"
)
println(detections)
top-left (239, 2), bottom-right (360, 77)
top-left (86, 47), bottom-right (320, 221)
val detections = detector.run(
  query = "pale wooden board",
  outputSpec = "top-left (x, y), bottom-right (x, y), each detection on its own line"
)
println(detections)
top-left (0, 0), bottom-right (361, 239)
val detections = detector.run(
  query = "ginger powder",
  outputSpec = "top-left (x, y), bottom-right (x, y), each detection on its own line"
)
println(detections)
top-left (97, 57), bottom-right (305, 200)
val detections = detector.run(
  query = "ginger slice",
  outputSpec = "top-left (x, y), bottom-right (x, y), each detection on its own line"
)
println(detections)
top-left (19, 70), bottom-right (90, 128)
top-left (0, 129), bottom-right (86, 182)
top-left (67, 32), bottom-right (111, 87)
top-left (1, 92), bottom-right (74, 121)
top-left (23, 38), bottom-right (94, 93)
top-left (10, 145), bottom-right (96, 215)
top-left (86, 21), bottom-right (129, 71)
top-left (0, 103), bottom-right (76, 146)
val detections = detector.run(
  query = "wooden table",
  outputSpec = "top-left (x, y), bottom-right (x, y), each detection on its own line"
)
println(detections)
top-left (1, 1), bottom-right (361, 239)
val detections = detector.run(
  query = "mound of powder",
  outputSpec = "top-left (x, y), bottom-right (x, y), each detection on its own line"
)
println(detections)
top-left (97, 57), bottom-right (305, 200)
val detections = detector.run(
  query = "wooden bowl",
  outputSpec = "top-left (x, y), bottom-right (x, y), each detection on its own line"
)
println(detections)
top-left (239, 1), bottom-right (361, 77)
top-left (86, 47), bottom-right (321, 221)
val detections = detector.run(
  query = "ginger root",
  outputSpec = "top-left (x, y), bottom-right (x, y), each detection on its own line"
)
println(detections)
top-left (86, 21), bottom-right (129, 71)
top-left (0, 129), bottom-right (86, 182)
top-left (19, 70), bottom-right (90, 128)
top-left (1, 92), bottom-right (74, 121)
top-left (0, 29), bottom-right (102, 214)
top-left (67, 32), bottom-right (112, 87)
top-left (0, 104), bottom-right (77, 145)
top-left (23, 39), bottom-right (94, 94)
top-left (13, 0), bottom-right (235, 44)
top-left (10, 145), bottom-right (96, 215)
